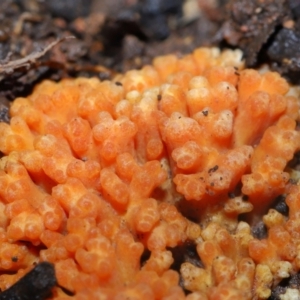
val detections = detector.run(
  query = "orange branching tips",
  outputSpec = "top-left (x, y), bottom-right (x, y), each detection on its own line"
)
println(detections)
top-left (0, 47), bottom-right (299, 299)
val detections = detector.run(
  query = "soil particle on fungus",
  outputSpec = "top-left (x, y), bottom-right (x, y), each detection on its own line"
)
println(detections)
top-left (0, 262), bottom-right (56, 300)
top-left (208, 165), bottom-right (219, 173)
top-left (169, 241), bottom-right (204, 271)
top-left (251, 220), bottom-right (268, 240)
top-left (168, 241), bottom-right (204, 294)
top-left (228, 192), bottom-right (236, 199)
top-left (271, 195), bottom-right (289, 216)
top-left (11, 256), bottom-right (18, 262)
top-left (269, 273), bottom-right (300, 300)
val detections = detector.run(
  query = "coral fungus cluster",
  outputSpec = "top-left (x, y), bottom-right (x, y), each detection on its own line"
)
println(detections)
top-left (0, 47), bottom-right (299, 299)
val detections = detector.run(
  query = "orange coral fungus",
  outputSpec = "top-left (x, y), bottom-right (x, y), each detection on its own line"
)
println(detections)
top-left (0, 47), bottom-right (299, 299)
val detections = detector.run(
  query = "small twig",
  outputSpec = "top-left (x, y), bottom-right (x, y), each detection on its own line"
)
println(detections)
top-left (0, 36), bottom-right (75, 78)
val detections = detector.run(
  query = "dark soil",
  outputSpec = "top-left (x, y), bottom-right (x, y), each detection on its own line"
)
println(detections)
top-left (0, 0), bottom-right (222, 105)
top-left (1, 0), bottom-right (299, 103)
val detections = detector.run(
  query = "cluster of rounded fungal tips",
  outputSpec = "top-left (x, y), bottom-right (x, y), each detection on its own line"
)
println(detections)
top-left (0, 47), bottom-right (299, 299)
